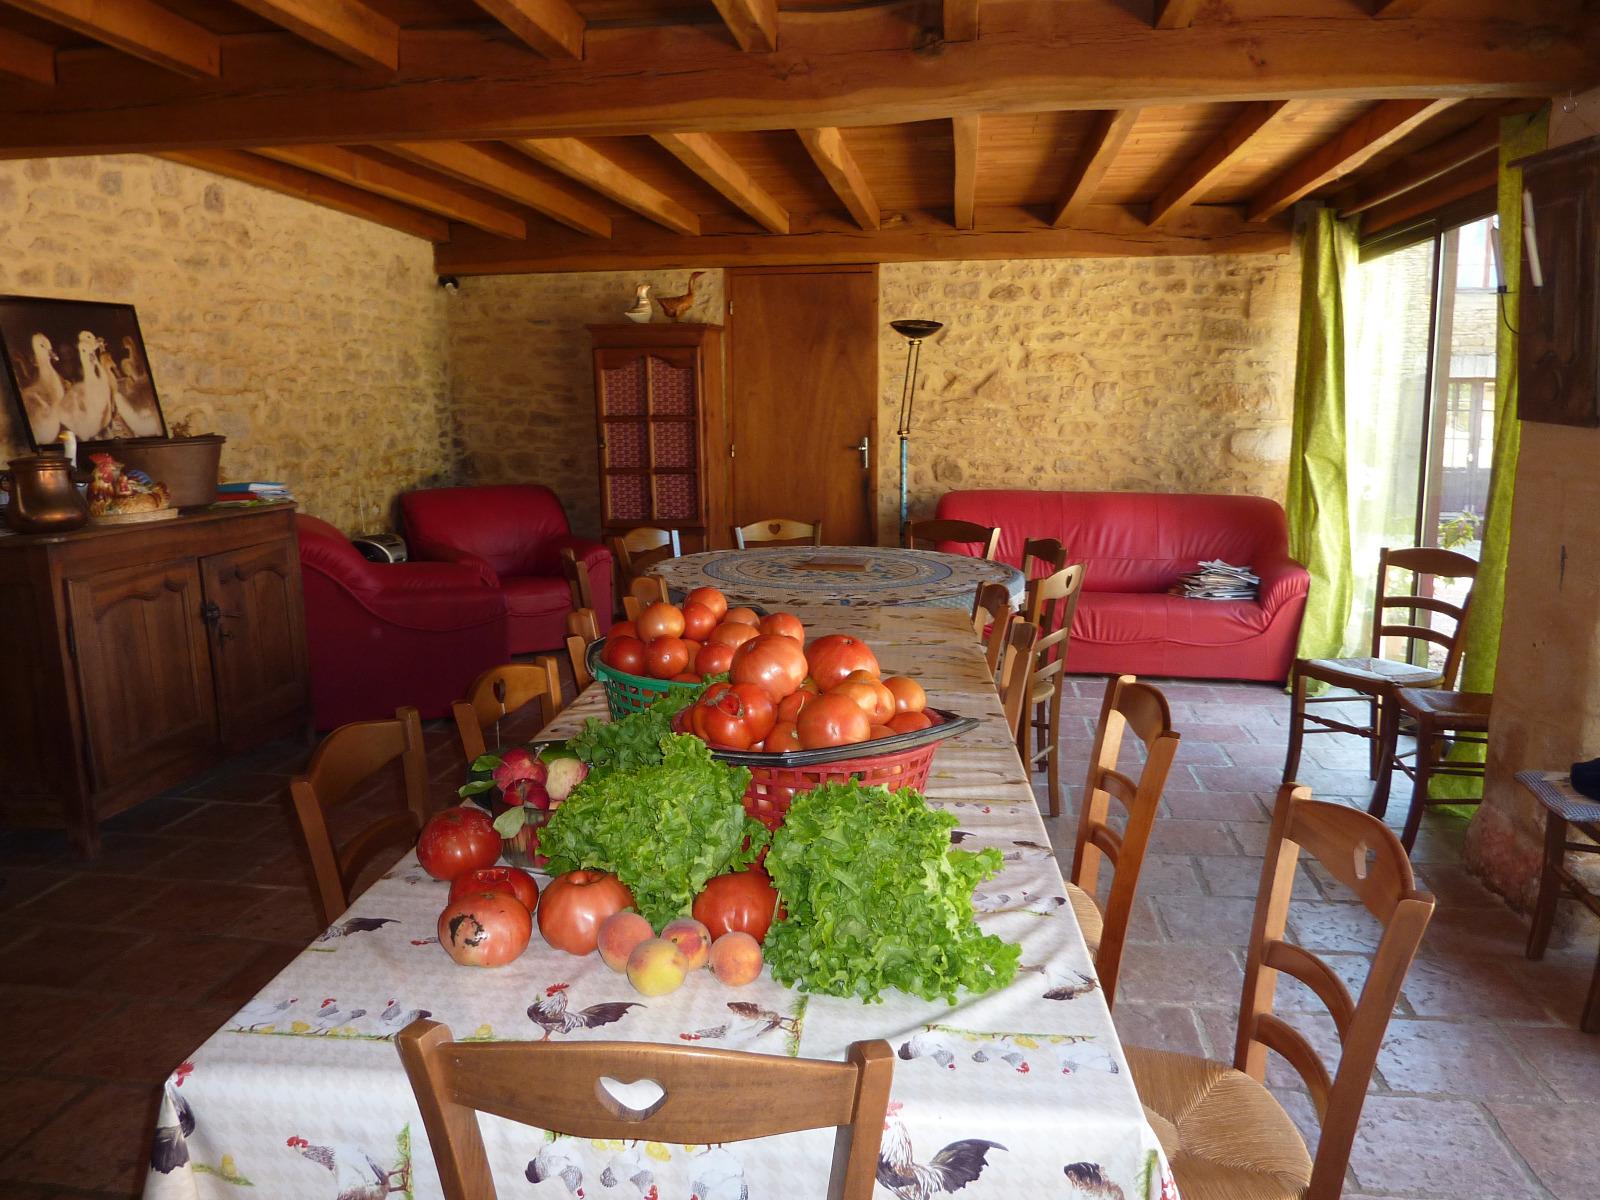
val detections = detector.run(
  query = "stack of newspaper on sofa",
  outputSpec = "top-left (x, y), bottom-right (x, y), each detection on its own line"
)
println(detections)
top-left (1171, 559), bottom-right (1259, 601)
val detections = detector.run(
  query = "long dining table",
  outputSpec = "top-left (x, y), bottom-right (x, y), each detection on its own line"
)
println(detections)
top-left (143, 605), bottom-right (1175, 1200)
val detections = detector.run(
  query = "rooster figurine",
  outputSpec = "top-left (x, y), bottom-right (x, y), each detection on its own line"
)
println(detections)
top-left (654, 271), bottom-right (704, 322)
top-left (86, 452), bottom-right (171, 518)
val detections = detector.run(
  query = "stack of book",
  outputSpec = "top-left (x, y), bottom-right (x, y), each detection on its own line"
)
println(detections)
top-left (1171, 560), bottom-right (1260, 601)
top-left (216, 481), bottom-right (294, 505)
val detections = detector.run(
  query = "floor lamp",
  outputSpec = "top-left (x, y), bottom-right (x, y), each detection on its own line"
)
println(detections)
top-left (891, 319), bottom-right (942, 542)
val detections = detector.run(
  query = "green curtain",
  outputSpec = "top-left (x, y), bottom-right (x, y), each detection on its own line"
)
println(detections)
top-left (1287, 207), bottom-right (1359, 663)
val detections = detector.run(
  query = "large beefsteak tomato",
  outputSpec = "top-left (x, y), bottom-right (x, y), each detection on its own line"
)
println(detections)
top-left (537, 871), bottom-right (635, 956)
top-left (437, 889), bottom-right (532, 967)
top-left (449, 866), bottom-right (540, 912)
top-left (417, 806), bottom-right (502, 880)
top-left (693, 868), bottom-right (780, 943)
top-left (806, 635), bottom-right (880, 691)
top-left (690, 682), bottom-right (777, 750)
top-left (729, 634), bottom-right (808, 701)
top-left (795, 694), bottom-right (871, 749)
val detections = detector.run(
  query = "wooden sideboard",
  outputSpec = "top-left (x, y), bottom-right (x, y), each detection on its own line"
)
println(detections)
top-left (0, 503), bottom-right (309, 855)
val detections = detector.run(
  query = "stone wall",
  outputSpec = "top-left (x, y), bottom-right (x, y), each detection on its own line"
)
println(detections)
top-left (0, 155), bottom-right (453, 531)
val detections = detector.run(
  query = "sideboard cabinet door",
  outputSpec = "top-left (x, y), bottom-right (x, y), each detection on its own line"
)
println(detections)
top-left (201, 539), bottom-right (308, 746)
top-left (66, 558), bottom-right (219, 792)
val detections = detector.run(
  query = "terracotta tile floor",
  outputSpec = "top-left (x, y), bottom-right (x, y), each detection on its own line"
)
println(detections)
top-left (1, 674), bottom-right (1595, 1199)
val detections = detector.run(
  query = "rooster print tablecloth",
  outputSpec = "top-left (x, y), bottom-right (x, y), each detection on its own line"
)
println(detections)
top-left (655, 548), bottom-right (1027, 610)
top-left (143, 607), bottom-right (1176, 1200)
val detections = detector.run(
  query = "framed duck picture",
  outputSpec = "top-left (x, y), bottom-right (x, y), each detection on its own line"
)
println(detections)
top-left (0, 294), bottom-right (168, 452)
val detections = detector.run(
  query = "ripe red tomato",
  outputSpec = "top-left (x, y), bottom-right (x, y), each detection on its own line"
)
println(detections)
top-left (807, 635), bottom-right (880, 691)
top-left (537, 871), bottom-right (635, 956)
top-left (695, 641), bottom-right (736, 676)
top-left (868, 724), bottom-right (897, 741)
top-left (724, 606), bottom-right (761, 627)
top-left (831, 677), bottom-right (896, 725)
top-left (691, 682), bottom-right (777, 749)
top-left (730, 634), bottom-right (808, 701)
top-left (417, 806), bottom-right (502, 881)
top-left (643, 636), bottom-right (693, 679)
top-left (602, 634), bottom-right (646, 675)
top-left (693, 868), bottom-right (780, 943)
top-left (438, 889), bottom-right (532, 967)
top-left (887, 710), bottom-right (934, 734)
top-left (883, 675), bottom-right (927, 714)
top-left (708, 621), bottom-right (760, 648)
top-left (759, 612), bottom-right (805, 643)
top-left (796, 694), bottom-right (872, 749)
top-left (671, 672), bottom-right (700, 682)
top-left (610, 619), bottom-right (639, 641)
top-left (775, 690), bottom-right (815, 723)
top-left (681, 601), bottom-right (718, 641)
top-left (765, 720), bottom-right (802, 753)
top-left (637, 602), bottom-right (686, 641)
top-left (686, 586), bottom-right (728, 621)
top-left (449, 866), bottom-right (539, 912)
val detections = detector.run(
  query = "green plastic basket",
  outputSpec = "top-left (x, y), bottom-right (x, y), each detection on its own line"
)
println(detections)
top-left (587, 638), bottom-right (704, 719)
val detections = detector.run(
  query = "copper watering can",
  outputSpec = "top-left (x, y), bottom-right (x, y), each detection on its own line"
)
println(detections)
top-left (2, 453), bottom-right (90, 534)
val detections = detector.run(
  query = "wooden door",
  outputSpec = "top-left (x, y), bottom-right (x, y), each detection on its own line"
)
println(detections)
top-left (728, 267), bottom-right (878, 545)
top-left (201, 539), bottom-right (308, 746)
top-left (66, 558), bottom-right (218, 792)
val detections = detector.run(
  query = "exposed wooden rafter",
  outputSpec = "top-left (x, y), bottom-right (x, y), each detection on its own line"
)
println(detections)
top-left (1335, 112), bottom-right (1500, 217)
top-left (161, 150), bottom-right (450, 241)
top-left (0, 25), bottom-right (54, 85)
top-left (258, 145), bottom-right (527, 238)
top-left (652, 132), bottom-right (787, 234)
top-left (514, 138), bottom-right (700, 234)
top-left (944, 0), bottom-right (980, 41)
top-left (797, 127), bottom-right (881, 231)
top-left (952, 115), bottom-right (979, 230)
top-left (1152, 0), bottom-right (1202, 29)
top-left (5, 0), bottom-right (220, 77)
top-left (385, 140), bottom-right (611, 236)
top-left (472, 0), bottom-right (584, 59)
top-left (1148, 100), bottom-right (1292, 225)
top-left (710, 0), bottom-right (777, 52)
top-left (230, 0), bottom-right (399, 70)
top-left (1052, 109), bottom-right (1139, 227)
top-left (1362, 157), bottom-right (1496, 234)
top-left (1370, 0), bottom-right (1432, 15)
top-left (1245, 98), bottom-right (1459, 221)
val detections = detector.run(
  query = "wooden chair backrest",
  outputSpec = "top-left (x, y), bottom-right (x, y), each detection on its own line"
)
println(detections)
top-left (566, 607), bottom-right (599, 690)
top-left (1235, 784), bottom-right (1436, 1200)
top-left (997, 620), bottom-right (1039, 739)
top-left (608, 526), bottom-right (681, 579)
top-left (1370, 546), bottom-right (1479, 687)
top-left (452, 659), bottom-right (564, 764)
top-left (1021, 536), bottom-right (1067, 579)
top-left (970, 581), bottom-right (1015, 676)
top-left (733, 517), bottom-right (822, 548)
top-left (290, 706), bottom-right (429, 924)
top-left (559, 546), bottom-right (594, 612)
top-left (903, 518), bottom-right (1001, 560)
top-left (1024, 563), bottom-right (1087, 657)
top-left (1071, 675), bottom-right (1180, 1006)
top-left (398, 1020), bottom-right (892, 1200)
top-left (622, 573), bottom-right (670, 621)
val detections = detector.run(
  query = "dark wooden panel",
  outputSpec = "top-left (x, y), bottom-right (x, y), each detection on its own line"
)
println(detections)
top-left (201, 538), bottom-right (309, 747)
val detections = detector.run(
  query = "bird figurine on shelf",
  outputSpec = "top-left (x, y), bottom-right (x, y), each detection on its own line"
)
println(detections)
top-left (86, 452), bottom-right (172, 520)
top-left (655, 271), bottom-right (704, 322)
top-left (623, 283), bottom-right (653, 323)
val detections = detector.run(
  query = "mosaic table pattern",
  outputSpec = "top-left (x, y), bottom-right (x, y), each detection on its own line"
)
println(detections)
top-left (657, 547), bottom-right (1026, 609)
top-left (144, 607), bottom-right (1175, 1200)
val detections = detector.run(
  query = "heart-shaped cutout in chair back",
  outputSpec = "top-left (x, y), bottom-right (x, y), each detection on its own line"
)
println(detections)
top-left (596, 1076), bottom-right (668, 1121)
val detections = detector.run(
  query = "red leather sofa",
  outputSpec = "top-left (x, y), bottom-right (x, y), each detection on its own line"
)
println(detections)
top-left (296, 515), bottom-right (509, 729)
top-left (399, 484), bottom-right (612, 655)
top-left (934, 490), bottom-right (1309, 682)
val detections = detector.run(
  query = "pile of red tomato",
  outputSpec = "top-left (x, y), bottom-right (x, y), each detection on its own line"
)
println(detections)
top-left (600, 585), bottom-right (939, 753)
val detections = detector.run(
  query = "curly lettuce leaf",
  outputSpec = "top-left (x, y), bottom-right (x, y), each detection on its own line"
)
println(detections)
top-left (568, 686), bottom-right (702, 774)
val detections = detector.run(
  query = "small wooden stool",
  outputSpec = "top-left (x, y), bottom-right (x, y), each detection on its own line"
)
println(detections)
top-left (1519, 770), bottom-right (1600, 1034)
top-left (1373, 688), bottom-right (1491, 851)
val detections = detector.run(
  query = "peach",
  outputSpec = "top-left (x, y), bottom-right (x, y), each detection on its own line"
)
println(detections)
top-left (710, 931), bottom-right (763, 986)
top-left (661, 917), bottom-right (712, 971)
top-left (626, 937), bottom-right (688, 996)
top-left (597, 911), bottom-right (655, 973)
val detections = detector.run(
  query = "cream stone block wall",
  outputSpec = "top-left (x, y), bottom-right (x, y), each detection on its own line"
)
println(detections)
top-left (0, 155), bottom-right (453, 532)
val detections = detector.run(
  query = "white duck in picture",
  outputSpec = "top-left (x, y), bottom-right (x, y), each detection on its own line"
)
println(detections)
top-left (58, 329), bottom-right (117, 439)
top-left (19, 332), bottom-right (66, 443)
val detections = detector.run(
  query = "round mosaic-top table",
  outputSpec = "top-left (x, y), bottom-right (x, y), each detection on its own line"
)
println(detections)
top-left (656, 546), bottom-right (1025, 609)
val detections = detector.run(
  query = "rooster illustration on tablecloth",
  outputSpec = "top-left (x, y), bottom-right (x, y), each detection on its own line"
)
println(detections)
top-left (678, 998), bottom-right (807, 1054)
top-left (526, 1139), bottom-right (585, 1196)
top-left (1063, 1161), bottom-right (1127, 1199)
top-left (527, 982), bottom-right (642, 1039)
top-left (286, 1132), bottom-right (410, 1199)
top-left (972, 887), bottom-right (1067, 916)
top-left (1019, 961), bottom-right (1101, 1001)
top-left (151, 1090), bottom-right (194, 1174)
top-left (877, 1100), bottom-right (1004, 1200)
top-left (897, 1026), bottom-right (1117, 1076)
top-left (315, 916), bottom-right (399, 943)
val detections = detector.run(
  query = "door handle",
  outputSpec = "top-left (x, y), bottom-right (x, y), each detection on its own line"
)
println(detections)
top-left (853, 436), bottom-right (870, 470)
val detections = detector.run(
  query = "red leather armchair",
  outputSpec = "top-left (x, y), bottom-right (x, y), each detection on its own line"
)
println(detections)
top-left (296, 515), bottom-right (508, 729)
top-left (399, 484), bottom-right (613, 655)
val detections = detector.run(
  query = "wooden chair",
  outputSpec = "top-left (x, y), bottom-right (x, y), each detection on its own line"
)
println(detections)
top-left (1283, 546), bottom-right (1479, 813)
top-left (1127, 783), bottom-right (1435, 1200)
top-left (452, 658), bottom-right (564, 763)
top-left (997, 619), bottom-right (1039, 741)
top-left (289, 706), bottom-right (430, 925)
top-left (733, 517), bottom-right (822, 548)
top-left (970, 581), bottom-right (1015, 679)
top-left (1021, 536), bottom-right (1067, 579)
top-left (608, 526), bottom-right (681, 580)
top-left (621, 573), bottom-right (670, 622)
top-left (902, 518), bottom-right (1001, 560)
top-left (1375, 687), bottom-right (1492, 851)
top-left (559, 546), bottom-right (595, 612)
top-left (1066, 675), bottom-right (1179, 1008)
top-left (566, 607), bottom-right (600, 691)
top-left (1018, 564), bottom-right (1087, 816)
top-left (1520, 770), bottom-right (1600, 1034)
top-left (398, 1020), bottom-right (893, 1200)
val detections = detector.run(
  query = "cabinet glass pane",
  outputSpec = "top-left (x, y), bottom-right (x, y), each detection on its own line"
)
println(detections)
top-left (653, 420), bottom-right (694, 470)
top-left (649, 356), bottom-right (694, 415)
top-left (606, 421), bottom-right (646, 469)
top-left (601, 358), bottom-right (646, 416)
top-left (607, 474), bottom-right (648, 521)
top-left (654, 473), bottom-right (698, 521)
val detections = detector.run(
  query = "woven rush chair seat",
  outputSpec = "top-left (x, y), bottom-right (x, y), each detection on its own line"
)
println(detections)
top-left (1127, 1045), bottom-right (1314, 1200)
top-left (1064, 881), bottom-right (1104, 955)
top-left (1300, 656), bottom-right (1441, 690)
top-left (1398, 687), bottom-right (1491, 726)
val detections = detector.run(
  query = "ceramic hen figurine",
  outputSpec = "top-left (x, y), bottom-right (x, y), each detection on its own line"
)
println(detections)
top-left (87, 452), bottom-right (171, 516)
top-left (655, 271), bottom-right (703, 322)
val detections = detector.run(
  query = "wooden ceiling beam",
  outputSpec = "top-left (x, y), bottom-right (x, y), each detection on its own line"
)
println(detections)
top-left (471, 0), bottom-right (584, 59)
top-left (944, 0), bottom-right (979, 41)
top-left (797, 127), bottom-right (880, 231)
top-left (1370, 0), bottom-right (1432, 15)
top-left (710, 0), bottom-right (777, 52)
top-left (4, 0), bottom-right (219, 77)
top-left (229, 1), bottom-right (398, 70)
top-left (1052, 109), bottom-right (1139, 227)
top-left (513, 138), bottom-right (700, 234)
top-left (385, 140), bottom-right (611, 236)
top-left (1149, 100), bottom-right (1292, 225)
top-left (258, 145), bottom-right (527, 238)
top-left (1334, 112), bottom-right (1500, 217)
top-left (652, 132), bottom-right (787, 233)
top-left (1244, 97), bottom-right (1459, 221)
top-left (952, 115), bottom-right (979, 230)
top-left (160, 150), bottom-right (450, 241)
top-left (0, 26), bottom-right (54, 85)
top-left (1362, 157), bottom-right (1496, 234)
top-left (1152, 0), bottom-right (1202, 29)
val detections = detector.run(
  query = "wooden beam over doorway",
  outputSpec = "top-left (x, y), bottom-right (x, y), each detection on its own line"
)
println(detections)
top-left (5, 0), bottom-right (220, 76)
top-left (798, 127), bottom-right (881, 231)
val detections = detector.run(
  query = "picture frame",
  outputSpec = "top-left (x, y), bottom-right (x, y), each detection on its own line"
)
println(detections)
top-left (0, 294), bottom-right (168, 453)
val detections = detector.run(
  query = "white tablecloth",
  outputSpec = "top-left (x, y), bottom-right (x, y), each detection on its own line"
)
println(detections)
top-left (657, 547), bottom-right (1026, 609)
top-left (144, 607), bottom-right (1175, 1200)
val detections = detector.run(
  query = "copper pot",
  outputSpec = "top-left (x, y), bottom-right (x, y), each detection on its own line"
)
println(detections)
top-left (2, 454), bottom-right (90, 534)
